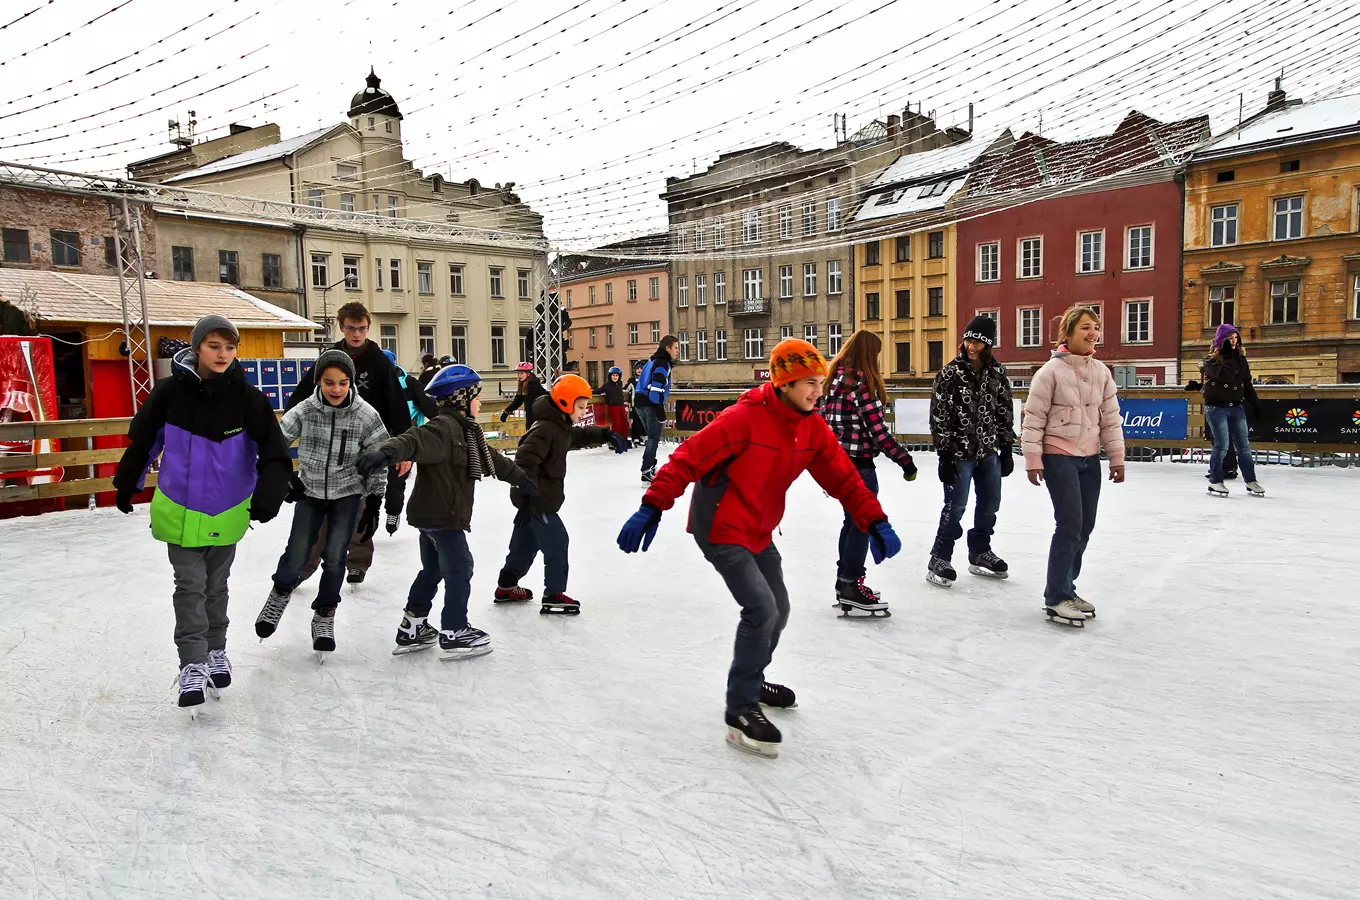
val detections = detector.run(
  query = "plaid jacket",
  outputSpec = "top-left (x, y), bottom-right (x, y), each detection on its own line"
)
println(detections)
top-left (279, 388), bottom-right (389, 500)
top-left (821, 366), bottom-right (915, 467)
top-left (930, 353), bottom-right (1014, 461)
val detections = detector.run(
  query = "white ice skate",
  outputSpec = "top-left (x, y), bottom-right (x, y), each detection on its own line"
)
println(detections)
top-left (1044, 599), bottom-right (1091, 628)
top-left (1245, 481), bottom-right (1265, 497)
top-left (1207, 481), bottom-right (1229, 497)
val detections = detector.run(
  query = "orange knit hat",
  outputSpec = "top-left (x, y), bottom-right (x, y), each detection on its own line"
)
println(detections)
top-left (769, 338), bottom-right (828, 388)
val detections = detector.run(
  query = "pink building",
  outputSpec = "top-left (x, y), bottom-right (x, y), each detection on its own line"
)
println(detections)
top-left (559, 239), bottom-right (669, 388)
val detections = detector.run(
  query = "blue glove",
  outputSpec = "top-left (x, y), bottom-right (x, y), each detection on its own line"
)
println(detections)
top-left (605, 431), bottom-right (628, 454)
top-left (868, 520), bottom-right (901, 565)
top-left (617, 504), bottom-right (661, 553)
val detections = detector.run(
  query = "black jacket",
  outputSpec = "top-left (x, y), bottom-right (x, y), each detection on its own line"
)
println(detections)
top-left (287, 339), bottom-right (411, 438)
top-left (403, 376), bottom-right (439, 421)
top-left (380, 413), bottom-right (523, 531)
top-left (509, 395), bottom-right (615, 514)
top-left (503, 376), bottom-right (549, 428)
top-left (930, 352), bottom-right (1015, 461)
top-left (595, 378), bottom-right (626, 406)
top-left (1201, 350), bottom-right (1261, 415)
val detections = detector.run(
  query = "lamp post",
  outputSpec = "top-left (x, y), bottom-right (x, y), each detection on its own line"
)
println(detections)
top-left (317, 274), bottom-right (358, 342)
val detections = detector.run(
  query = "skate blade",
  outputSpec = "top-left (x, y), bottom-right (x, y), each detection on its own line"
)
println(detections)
top-left (925, 574), bottom-right (954, 588)
top-left (315, 651), bottom-right (331, 665)
top-left (440, 645), bottom-right (493, 661)
top-left (492, 597), bottom-right (531, 604)
top-left (539, 606), bottom-right (581, 615)
top-left (726, 729), bottom-right (780, 758)
top-left (837, 604), bottom-right (890, 618)
top-left (759, 701), bottom-right (799, 710)
top-left (391, 642), bottom-right (437, 656)
top-left (967, 566), bottom-right (1009, 579)
top-left (1043, 608), bottom-right (1087, 627)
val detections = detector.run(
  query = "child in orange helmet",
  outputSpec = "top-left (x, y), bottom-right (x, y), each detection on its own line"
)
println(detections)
top-left (495, 373), bottom-right (628, 614)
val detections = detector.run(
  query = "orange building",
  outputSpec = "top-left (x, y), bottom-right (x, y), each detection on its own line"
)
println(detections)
top-left (559, 239), bottom-right (669, 388)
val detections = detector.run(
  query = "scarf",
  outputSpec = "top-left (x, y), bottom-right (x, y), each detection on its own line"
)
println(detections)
top-left (453, 411), bottom-right (496, 480)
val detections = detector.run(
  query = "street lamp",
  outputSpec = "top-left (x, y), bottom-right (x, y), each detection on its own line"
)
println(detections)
top-left (317, 274), bottom-right (359, 342)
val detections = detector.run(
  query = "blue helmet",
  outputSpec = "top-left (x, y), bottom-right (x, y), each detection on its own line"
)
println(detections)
top-left (608, 366), bottom-right (622, 376)
top-left (425, 364), bottom-right (481, 398)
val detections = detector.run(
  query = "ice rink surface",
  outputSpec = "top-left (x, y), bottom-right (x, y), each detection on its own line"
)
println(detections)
top-left (2, 447), bottom-right (1357, 899)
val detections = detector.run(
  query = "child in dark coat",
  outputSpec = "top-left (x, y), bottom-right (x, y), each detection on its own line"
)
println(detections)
top-left (595, 366), bottom-right (629, 438)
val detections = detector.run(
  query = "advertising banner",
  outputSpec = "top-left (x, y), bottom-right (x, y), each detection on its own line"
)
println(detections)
top-left (676, 398), bottom-right (737, 431)
top-left (1253, 399), bottom-right (1360, 444)
top-left (0, 336), bottom-right (62, 486)
top-left (1117, 397), bottom-right (1189, 440)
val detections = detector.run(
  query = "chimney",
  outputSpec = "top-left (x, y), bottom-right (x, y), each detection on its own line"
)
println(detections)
top-left (1266, 75), bottom-right (1287, 113)
top-left (887, 114), bottom-right (901, 140)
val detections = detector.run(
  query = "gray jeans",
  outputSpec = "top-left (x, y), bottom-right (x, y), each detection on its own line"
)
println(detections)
top-left (166, 544), bottom-right (237, 666)
top-left (695, 537), bottom-right (791, 714)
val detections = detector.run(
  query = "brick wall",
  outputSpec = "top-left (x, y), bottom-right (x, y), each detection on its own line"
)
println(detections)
top-left (0, 185), bottom-right (157, 276)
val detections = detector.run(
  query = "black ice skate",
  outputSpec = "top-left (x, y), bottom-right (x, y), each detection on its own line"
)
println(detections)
top-left (1207, 481), bottom-right (1229, 497)
top-left (759, 682), bottom-right (798, 709)
top-left (640, 465), bottom-right (657, 484)
top-left (206, 649), bottom-right (232, 689)
top-left (393, 611), bottom-right (440, 656)
top-left (926, 556), bottom-right (957, 588)
top-left (175, 662), bottom-right (219, 718)
top-left (725, 709), bottom-right (781, 758)
top-left (968, 550), bottom-right (1009, 579)
top-left (833, 577), bottom-right (890, 617)
top-left (255, 587), bottom-right (292, 640)
top-left (1245, 481), bottom-right (1265, 497)
top-left (493, 584), bottom-right (534, 603)
top-left (540, 593), bottom-right (580, 615)
top-left (439, 625), bottom-right (493, 660)
top-left (346, 568), bottom-right (365, 584)
top-left (1044, 599), bottom-right (1090, 628)
top-left (312, 608), bottom-right (336, 663)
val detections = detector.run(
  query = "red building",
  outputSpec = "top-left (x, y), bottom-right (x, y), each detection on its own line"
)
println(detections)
top-left (956, 112), bottom-right (1208, 386)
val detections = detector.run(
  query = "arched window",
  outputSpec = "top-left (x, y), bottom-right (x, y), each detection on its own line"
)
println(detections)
top-left (430, 174), bottom-right (444, 194)
top-left (467, 179), bottom-right (480, 196)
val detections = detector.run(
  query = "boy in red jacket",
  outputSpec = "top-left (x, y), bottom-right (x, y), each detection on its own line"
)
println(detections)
top-left (617, 339), bottom-right (901, 758)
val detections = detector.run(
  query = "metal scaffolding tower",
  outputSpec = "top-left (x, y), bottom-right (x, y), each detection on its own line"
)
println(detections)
top-left (532, 260), bottom-right (566, 385)
top-left (108, 195), bottom-right (153, 411)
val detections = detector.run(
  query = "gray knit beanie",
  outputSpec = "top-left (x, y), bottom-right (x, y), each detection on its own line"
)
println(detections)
top-left (190, 314), bottom-right (239, 349)
top-left (313, 348), bottom-right (356, 381)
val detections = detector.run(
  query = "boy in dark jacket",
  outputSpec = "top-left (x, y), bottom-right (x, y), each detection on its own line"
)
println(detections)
top-left (356, 365), bottom-right (533, 659)
top-left (595, 366), bottom-right (629, 439)
top-left (113, 315), bottom-right (292, 714)
top-left (494, 374), bottom-right (627, 615)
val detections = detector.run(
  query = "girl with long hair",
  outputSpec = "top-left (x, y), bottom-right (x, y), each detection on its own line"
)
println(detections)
top-left (1199, 324), bottom-right (1264, 497)
top-left (500, 362), bottom-right (548, 430)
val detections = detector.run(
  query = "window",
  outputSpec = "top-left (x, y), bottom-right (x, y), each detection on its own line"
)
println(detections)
top-left (1209, 285), bottom-right (1235, 327)
top-left (450, 326), bottom-right (467, 363)
top-left (489, 267), bottom-right (503, 298)
top-left (693, 225), bottom-right (703, 252)
top-left (802, 201), bottom-right (816, 235)
top-left (605, 324), bottom-right (614, 347)
top-left (928, 231), bottom-right (945, 259)
top-left (390, 259), bottom-right (402, 290)
top-left (262, 254), bottom-right (282, 288)
top-left (589, 286), bottom-right (596, 306)
top-left (2, 229), bottom-right (30, 263)
top-left (519, 270), bottom-right (531, 300)
top-left (742, 210), bottom-right (760, 243)
top-left (379, 324), bottom-right (398, 355)
top-left (627, 279), bottom-right (637, 302)
top-left (374, 197), bottom-right (381, 215)
top-left (566, 289), bottom-right (573, 308)
top-left (484, 325), bottom-right (504, 367)
top-left (715, 329), bottom-right (727, 360)
top-left (1354, 274), bottom-right (1360, 320)
top-left (780, 325), bottom-right (794, 340)
top-left (695, 275), bottom-right (706, 306)
top-left (778, 265), bottom-right (793, 299)
top-left (306, 189), bottom-right (323, 209)
top-left (628, 323), bottom-right (639, 344)
top-left (714, 272), bottom-right (727, 305)
top-left (1019, 308), bottom-right (1042, 347)
top-left (104, 237), bottom-right (118, 267)
top-left (449, 264), bottom-right (464, 295)
top-left (895, 236), bottom-right (910, 263)
top-left (218, 250), bottom-right (239, 285)
top-left (928, 287), bottom-right (944, 317)
top-left (310, 254), bottom-right (329, 288)
top-left (1274, 196), bottom-right (1303, 240)
top-left (385, 121), bottom-right (393, 133)
top-left (865, 242), bottom-right (880, 266)
top-left (1126, 225), bottom-right (1153, 269)
top-left (928, 341), bottom-right (944, 372)
top-left (697, 330), bottom-right (708, 361)
top-left (978, 241), bottom-right (1001, 281)
top-left (1018, 236), bottom-right (1042, 278)
top-left (171, 246), bottom-right (194, 281)
top-left (417, 261), bottom-right (433, 294)
top-left (387, 196), bottom-right (398, 218)
top-left (368, 117), bottom-right (376, 131)
top-left (713, 222), bottom-right (725, 248)
top-left (520, 327), bottom-right (532, 363)
top-left (51, 230), bottom-right (80, 266)
top-left (419, 324), bottom-right (436, 357)
top-left (649, 277), bottom-right (659, 299)
top-left (1269, 280), bottom-right (1300, 323)
top-left (678, 331), bottom-right (690, 361)
top-left (977, 309), bottom-right (1000, 346)
top-left (589, 327), bottom-right (598, 349)
top-left (1124, 299), bottom-right (1151, 343)
top-left (1078, 231), bottom-right (1103, 273)
top-left (895, 290), bottom-right (910, 318)
top-left (742, 268), bottom-right (763, 301)
top-left (744, 328), bottom-right (764, 360)
top-left (675, 276), bottom-right (689, 308)
top-left (1217, 170), bottom-right (1235, 183)
top-left (779, 205), bottom-right (792, 238)
top-left (605, 283), bottom-right (613, 304)
top-left (1281, 159), bottom-right (1300, 173)
top-left (828, 324), bottom-right (843, 355)
top-left (803, 263), bottom-right (817, 296)
top-left (828, 260), bottom-right (842, 295)
top-left (375, 257), bottom-right (383, 290)
top-left (826, 198), bottom-right (842, 231)
top-left (587, 361), bottom-right (599, 386)
top-left (804, 324), bottom-right (818, 348)
top-left (1211, 204), bottom-right (1238, 247)
top-left (345, 256), bottom-right (362, 289)
top-left (337, 164), bottom-right (357, 180)
top-left (340, 193), bottom-right (355, 213)
top-left (865, 292), bottom-right (881, 320)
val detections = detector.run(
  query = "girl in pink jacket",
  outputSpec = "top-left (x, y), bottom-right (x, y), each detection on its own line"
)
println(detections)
top-left (1021, 306), bottom-right (1126, 627)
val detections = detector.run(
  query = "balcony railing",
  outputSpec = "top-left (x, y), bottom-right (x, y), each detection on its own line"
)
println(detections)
top-left (728, 296), bottom-right (772, 316)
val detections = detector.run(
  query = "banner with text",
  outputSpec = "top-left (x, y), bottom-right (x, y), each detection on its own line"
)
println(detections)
top-left (676, 398), bottom-right (738, 431)
top-left (1117, 397), bottom-right (1189, 440)
top-left (1252, 399), bottom-right (1360, 444)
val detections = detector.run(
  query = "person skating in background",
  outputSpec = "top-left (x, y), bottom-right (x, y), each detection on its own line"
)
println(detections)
top-left (618, 339), bottom-right (901, 758)
top-left (926, 315), bottom-right (1015, 589)
top-left (354, 365), bottom-right (536, 660)
top-left (1195, 324), bottom-right (1264, 497)
top-left (626, 362), bottom-right (647, 447)
top-left (113, 315), bottom-right (292, 715)
top-left (500, 361), bottom-right (549, 430)
top-left (1186, 376), bottom-right (1239, 481)
top-left (286, 302), bottom-right (411, 586)
top-left (258, 350), bottom-right (389, 660)
top-left (495, 374), bottom-right (628, 615)
top-left (1022, 306), bottom-right (1125, 627)
top-left (595, 366), bottom-right (630, 439)
top-left (416, 353), bottom-right (440, 389)
top-left (820, 329), bottom-right (917, 617)
top-left (381, 349), bottom-right (439, 535)
top-left (634, 336), bottom-right (679, 482)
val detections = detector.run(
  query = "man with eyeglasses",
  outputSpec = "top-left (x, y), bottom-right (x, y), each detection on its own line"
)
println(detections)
top-left (287, 302), bottom-right (412, 585)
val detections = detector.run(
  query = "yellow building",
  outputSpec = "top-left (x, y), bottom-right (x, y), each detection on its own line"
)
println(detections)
top-left (1183, 84), bottom-right (1360, 383)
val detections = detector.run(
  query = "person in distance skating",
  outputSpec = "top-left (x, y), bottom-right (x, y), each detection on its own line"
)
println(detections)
top-left (926, 315), bottom-right (1015, 588)
top-left (1184, 376), bottom-right (1239, 482)
top-left (595, 366), bottom-right (630, 441)
top-left (1198, 324), bottom-right (1264, 497)
top-left (1022, 307), bottom-right (1126, 627)
top-left (495, 374), bottom-right (628, 615)
top-left (634, 335), bottom-right (679, 482)
top-left (821, 329), bottom-right (917, 615)
top-left (625, 362), bottom-right (647, 447)
top-left (354, 365), bottom-right (536, 660)
top-left (113, 315), bottom-right (292, 714)
top-left (499, 361), bottom-right (548, 430)
top-left (257, 350), bottom-right (389, 659)
top-left (617, 339), bottom-right (901, 758)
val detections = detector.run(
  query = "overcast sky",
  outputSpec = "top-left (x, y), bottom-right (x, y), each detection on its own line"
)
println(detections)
top-left (3, 0), bottom-right (1356, 246)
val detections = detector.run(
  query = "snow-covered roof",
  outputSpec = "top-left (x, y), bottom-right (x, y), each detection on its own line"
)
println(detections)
top-left (870, 129), bottom-right (1009, 189)
top-left (853, 131), bottom-right (1009, 223)
top-left (163, 126), bottom-right (337, 183)
top-left (1195, 93), bottom-right (1360, 160)
top-left (854, 176), bottom-right (968, 222)
top-left (151, 206), bottom-right (296, 231)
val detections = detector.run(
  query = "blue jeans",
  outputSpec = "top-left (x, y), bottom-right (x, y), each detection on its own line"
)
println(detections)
top-left (273, 494), bottom-right (362, 611)
top-left (694, 537), bottom-right (790, 714)
top-left (1041, 454), bottom-right (1101, 605)
top-left (836, 463), bottom-right (879, 581)
top-left (930, 453), bottom-right (1002, 560)
top-left (498, 507), bottom-right (570, 596)
top-left (407, 529), bottom-right (475, 631)
top-left (1205, 405), bottom-right (1257, 483)
top-left (637, 403), bottom-right (664, 472)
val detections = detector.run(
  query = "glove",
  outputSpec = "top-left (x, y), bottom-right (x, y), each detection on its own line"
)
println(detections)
top-left (517, 474), bottom-right (541, 500)
top-left (499, 410), bottom-right (509, 423)
top-left (115, 489), bottom-right (134, 514)
top-left (355, 448), bottom-right (395, 479)
top-left (605, 431), bottom-right (628, 454)
top-left (937, 456), bottom-right (956, 485)
top-left (868, 520), bottom-right (901, 565)
top-left (999, 446), bottom-right (1014, 477)
top-left (356, 495), bottom-right (381, 543)
top-left (1184, 380), bottom-right (1202, 392)
top-left (284, 473), bottom-right (305, 504)
top-left (250, 504), bottom-right (278, 524)
top-left (900, 457), bottom-right (918, 482)
top-left (617, 504), bottom-right (662, 553)
top-left (385, 513), bottom-right (400, 535)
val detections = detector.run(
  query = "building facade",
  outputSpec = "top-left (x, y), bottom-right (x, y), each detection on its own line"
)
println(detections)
top-left (664, 110), bottom-right (969, 384)
top-left (1182, 85), bottom-right (1360, 384)
top-left (0, 184), bottom-right (157, 277)
top-left (558, 241), bottom-right (669, 387)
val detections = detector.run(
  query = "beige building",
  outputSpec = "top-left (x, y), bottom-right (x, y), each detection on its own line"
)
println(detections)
top-left (129, 69), bottom-right (546, 379)
top-left (662, 110), bottom-right (969, 384)
top-left (558, 239), bottom-right (669, 387)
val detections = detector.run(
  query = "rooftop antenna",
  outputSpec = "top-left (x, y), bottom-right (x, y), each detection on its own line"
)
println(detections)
top-left (1038, 109), bottom-right (1043, 136)
top-left (1238, 93), bottom-right (1244, 128)
top-left (167, 111), bottom-right (196, 148)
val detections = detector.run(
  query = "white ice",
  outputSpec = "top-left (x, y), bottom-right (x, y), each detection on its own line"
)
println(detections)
top-left (2, 448), bottom-right (1357, 899)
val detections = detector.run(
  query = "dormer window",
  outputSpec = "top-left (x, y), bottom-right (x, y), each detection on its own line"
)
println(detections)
top-left (368, 117), bottom-right (375, 131)
top-left (431, 174), bottom-right (443, 194)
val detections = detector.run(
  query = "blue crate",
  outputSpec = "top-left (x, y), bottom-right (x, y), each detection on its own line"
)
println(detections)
top-left (240, 359), bottom-right (260, 385)
top-left (262, 385), bottom-right (283, 410)
top-left (280, 359), bottom-right (300, 383)
top-left (258, 360), bottom-right (280, 386)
